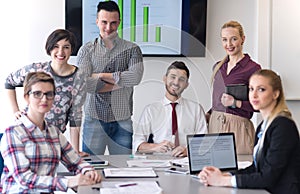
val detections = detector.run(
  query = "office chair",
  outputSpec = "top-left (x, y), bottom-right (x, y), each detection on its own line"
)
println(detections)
top-left (147, 133), bottom-right (154, 143)
top-left (0, 133), bottom-right (3, 176)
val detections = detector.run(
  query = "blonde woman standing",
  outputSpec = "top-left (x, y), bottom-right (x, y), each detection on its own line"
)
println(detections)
top-left (206, 21), bottom-right (261, 154)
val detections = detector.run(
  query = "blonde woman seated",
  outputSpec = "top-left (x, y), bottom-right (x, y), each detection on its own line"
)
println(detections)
top-left (0, 72), bottom-right (101, 193)
top-left (199, 69), bottom-right (300, 194)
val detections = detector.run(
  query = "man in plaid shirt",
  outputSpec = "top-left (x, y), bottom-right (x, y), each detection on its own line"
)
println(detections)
top-left (76, 1), bottom-right (144, 155)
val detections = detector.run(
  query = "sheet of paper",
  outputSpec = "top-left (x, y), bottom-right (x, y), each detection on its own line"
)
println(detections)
top-left (127, 159), bottom-right (171, 168)
top-left (103, 168), bottom-right (157, 178)
top-left (100, 188), bottom-right (119, 194)
top-left (170, 157), bottom-right (189, 167)
top-left (100, 181), bottom-right (163, 194)
top-left (238, 161), bottom-right (252, 169)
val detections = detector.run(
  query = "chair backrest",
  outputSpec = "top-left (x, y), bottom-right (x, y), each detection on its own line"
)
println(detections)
top-left (147, 133), bottom-right (154, 143)
top-left (0, 133), bottom-right (3, 176)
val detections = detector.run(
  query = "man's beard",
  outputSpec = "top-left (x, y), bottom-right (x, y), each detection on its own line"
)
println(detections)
top-left (166, 85), bottom-right (179, 97)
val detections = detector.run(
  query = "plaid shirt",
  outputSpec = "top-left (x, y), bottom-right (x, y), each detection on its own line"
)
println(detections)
top-left (0, 116), bottom-right (92, 193)
top-left (5, 62), bottom-right (86, 132)
top-left (76, 35), bottom-right (144, 122)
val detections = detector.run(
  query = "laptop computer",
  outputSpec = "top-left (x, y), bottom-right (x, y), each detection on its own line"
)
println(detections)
top-left (186, 132), bottom-right (238, 175)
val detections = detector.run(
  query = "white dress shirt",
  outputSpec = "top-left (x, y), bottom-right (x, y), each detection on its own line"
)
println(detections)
top-left (133, 97), bottom-right (208, 152)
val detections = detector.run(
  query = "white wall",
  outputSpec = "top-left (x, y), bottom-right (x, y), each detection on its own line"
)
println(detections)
top-left (0, 0), bottom-right (66, 130)
top-left (271, 0), bottom-right (300, 99)
top-left (1, 0), bottom-right (299, 132)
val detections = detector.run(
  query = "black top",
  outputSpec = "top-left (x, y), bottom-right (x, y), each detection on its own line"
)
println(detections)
top-left (234, 116), bottom-right (300, 194)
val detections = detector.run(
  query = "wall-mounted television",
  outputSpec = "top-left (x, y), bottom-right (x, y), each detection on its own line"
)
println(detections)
top-left (66, 0), bottom-right (207, 57)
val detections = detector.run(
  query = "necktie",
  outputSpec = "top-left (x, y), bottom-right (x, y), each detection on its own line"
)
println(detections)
top-left (253, 120), bottom-right (267, 167)
top-left (171, 103), bottom-right (179, 147)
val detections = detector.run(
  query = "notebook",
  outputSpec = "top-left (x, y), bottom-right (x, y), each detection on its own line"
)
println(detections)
top-left (186, 133), bottom-right (238, 175)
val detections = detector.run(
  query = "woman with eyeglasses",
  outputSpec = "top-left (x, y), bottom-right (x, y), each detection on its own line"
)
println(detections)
top-left (4, 29), bottom-right (88, 157)
top-left (0, 72), bottom-right (101, 193)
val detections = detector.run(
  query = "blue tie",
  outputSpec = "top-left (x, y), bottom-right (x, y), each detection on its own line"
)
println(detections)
top-left (253, 121), bottom-right (267, 167)
top-left (257, 130), bottom-right (263, 139)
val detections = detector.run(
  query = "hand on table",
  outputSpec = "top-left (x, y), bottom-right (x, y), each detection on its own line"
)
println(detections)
top-left (67, 171), bottom-right (101, 188)
top-left (150, 140), bottom-right (175, 153)
top-left (85, 170), bottom-right (102, 183)
top-left (78, 151), bottom-right (90, 157)
top-left (198, 166), bottom-right (232, 187)
top-left (171, 146), bottom-right (187, 157)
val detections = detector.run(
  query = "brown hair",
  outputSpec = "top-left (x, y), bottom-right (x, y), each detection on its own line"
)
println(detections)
top-left (24, 72), bottom-right (55, 96)
top-left (211, 21), bottom-right (245, 84)
top-left (166, 61), bottom-right (190, 79)
top-left (250, 69), bottom-right (291, 123)
top-left (45, 29), bottom-right (76, 55)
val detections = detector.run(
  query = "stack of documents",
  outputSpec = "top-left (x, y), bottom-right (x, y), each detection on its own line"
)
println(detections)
top-left (100, 181), bottom-right (163, 194)
top-left (103, 168), bottom-right (158, 178)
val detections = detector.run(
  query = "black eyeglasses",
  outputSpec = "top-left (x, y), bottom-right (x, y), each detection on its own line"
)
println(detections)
top-left (28, 90), bottom-right (55, 100)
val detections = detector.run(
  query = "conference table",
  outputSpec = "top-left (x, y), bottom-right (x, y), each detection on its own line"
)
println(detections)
top-left (77, 154), bottom-right (270, 194)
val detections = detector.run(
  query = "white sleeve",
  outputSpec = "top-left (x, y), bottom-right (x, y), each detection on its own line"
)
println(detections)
top-left (132, 106), bottom-right (152, 153)
top-left (231, 175), bottom-right (237, 187)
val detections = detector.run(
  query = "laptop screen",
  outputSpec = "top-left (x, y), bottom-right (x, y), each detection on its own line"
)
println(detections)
top-left (187, 133), bottom-right (238, 174)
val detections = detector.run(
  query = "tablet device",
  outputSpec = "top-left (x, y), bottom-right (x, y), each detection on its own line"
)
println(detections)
top-left (225, 84), bottom-right (249, 101)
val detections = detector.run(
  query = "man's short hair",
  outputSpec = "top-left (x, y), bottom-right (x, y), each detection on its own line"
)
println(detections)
top-left (97, 1), bottom-right (120, 19)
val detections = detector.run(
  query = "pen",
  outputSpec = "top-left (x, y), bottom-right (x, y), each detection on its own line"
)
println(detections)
top-left (118, 183), bottom-right (137, 187)
top-left (171, 162), bottom-right (183, 168)
top-left (129, 154), bottom-right (147, 159)
top-left (142, 161), bottom-right (166, 164)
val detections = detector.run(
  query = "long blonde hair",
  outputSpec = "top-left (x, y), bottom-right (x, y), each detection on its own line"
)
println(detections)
top-left (211, 21), bottom-right (245, 84)
top-left (250, 69), bottom-right (292, 124)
